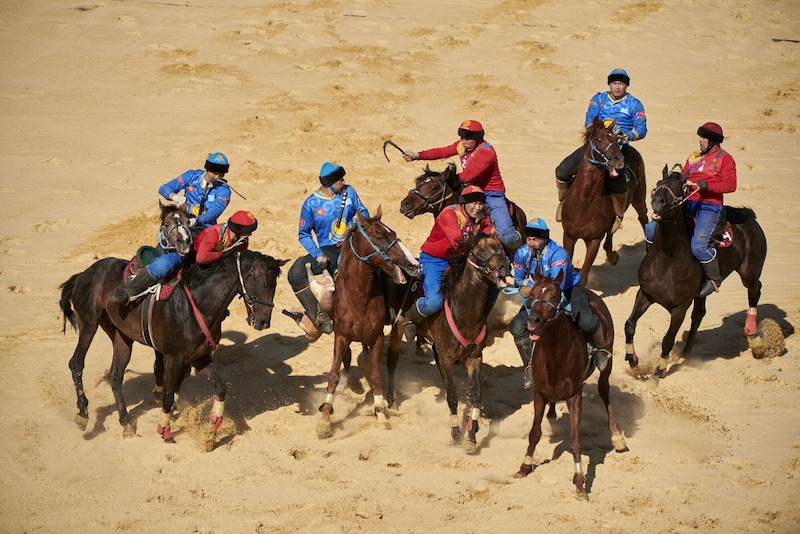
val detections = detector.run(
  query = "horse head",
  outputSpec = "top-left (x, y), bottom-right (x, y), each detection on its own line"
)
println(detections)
top-left (399, 163), bottom-right (459, 218)
top-left (526, 267), bottom-right (566, 341)
top-left (650, 163), bottom-right (688, 222)
top-left (582, 117), bottom-right (625, 176)
top-left (465, 232), bottom-right (510, 288)
top-left (158, 201), bottom-right (193, 256)
top-left (239, 252), bottom-right (289, 330)
top-left (351, 206), bottom-right (420, 283)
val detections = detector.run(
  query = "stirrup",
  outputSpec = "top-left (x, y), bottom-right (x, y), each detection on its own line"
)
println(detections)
top-left (317, 312), bottom-right (333, 334)
top-left (610, 214), bottom-right (623, 234)
top-left (523, 365), bottom-right (534, 389)
top-left (592, 349), bottom-right (610, 373)
top-left (699, 279), bottom-right (720, 298)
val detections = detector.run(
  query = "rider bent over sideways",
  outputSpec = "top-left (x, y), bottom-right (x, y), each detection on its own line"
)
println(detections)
top-left (554, 69), bottom-right (647, 233)
top-left (508, 218), bottom-right (610, 388)
top-left (403, 120), bottom-right (524, 254)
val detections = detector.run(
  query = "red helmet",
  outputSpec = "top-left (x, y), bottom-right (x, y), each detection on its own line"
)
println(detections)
top-left (458, 185), bottom-right (486, 204)
top-left (697, 122), bottom-right (724, 143)
top-left (228, 210), bottom-right (258, 235)
top-left (457, 120), bottom-right (484, 141)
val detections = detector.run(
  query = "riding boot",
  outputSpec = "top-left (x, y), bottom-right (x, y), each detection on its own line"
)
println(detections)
top-left (514, 338), bottom-right (534, 389)
top-left (610, 192), bottom-right (627, 234)
top-left (295, 286), bottom-right (333, 334)
top-left (380, 273), bottom-right (398, 326)
top-left (403, 302), bottom-right (426, 344)
top-left (588, 324), bottom-right (610, 373)
top-left (699, 257), bottom-right (723, 297)
top-left (110, 268), bottom-right (158, 306)
top-left (504, 231), bottom-right (524, 256)
top-left (555, 179), bottom-right (571, 222)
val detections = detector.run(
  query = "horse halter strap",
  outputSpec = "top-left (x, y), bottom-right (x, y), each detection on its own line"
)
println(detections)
top-left (530, 290), bottom-right (568, 323)
top-left (584, 137), bottom-right (617, 167)
top-left (468, 247), bottom-right (505, 278)
top-left (235, 251), bottom-right (275, 311)
top-left (409, 175), bottom-right (451, 211)
top-left (349, 217), bottom-right (399, 263)
top-left (158, 214), bottom-right (192, 250)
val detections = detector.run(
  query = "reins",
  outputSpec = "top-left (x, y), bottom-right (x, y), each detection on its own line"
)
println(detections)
top-left (408, 174), bottom-right (453, 212)
top-left (349, 217), bottom-right (399, 263)
top-left (584, 136), bottom-right (618, 167)
top-left (158, 212), bottom-right (192, 251)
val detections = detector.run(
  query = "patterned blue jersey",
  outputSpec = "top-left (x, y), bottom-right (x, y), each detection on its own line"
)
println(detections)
top-left (513, 239), bottom-right (581, 291)
top-left (585, 91), bottom-right (647, 142)
top-left (298, 185), bottom-right (370, 259)
top-left (158, 169), bottom-right (231, 228)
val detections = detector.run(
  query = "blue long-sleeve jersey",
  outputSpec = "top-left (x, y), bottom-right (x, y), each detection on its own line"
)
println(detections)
top-left (585, 91), bottom-right (647, 142)
top-left (158, 169), bottom-right (231, 228)
top-left (298, 185), bottom-right (370, 259)
top-left (513, 240), bottom-right (581, 291)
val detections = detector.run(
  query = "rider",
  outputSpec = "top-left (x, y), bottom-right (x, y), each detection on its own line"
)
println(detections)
top-left (509, 218), bottom-right (610, 388)
top-left (403, 185), bottom-right (496, 339)
top-left (159, 152), bottom-right (232, 234)
top-left (287, 162), bottom-right (370, 334)
top-left (554, 69), bottom-right (647, 233)
top-left (109, 210), bottom-right (258, 305)
top-left (645, 122), bottom-right (736, 297)
top-left (403, 120), bottom-right (524, 253)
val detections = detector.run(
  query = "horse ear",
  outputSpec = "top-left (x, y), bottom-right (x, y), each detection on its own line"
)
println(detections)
top-left (662, 164), bottom-right (669, 179)
top-left (374, 205), bottom-right (383, 219)
top-left (554, 268), bottom-right (564, 285)
top-left (534, 264), bottom-right (543, 281)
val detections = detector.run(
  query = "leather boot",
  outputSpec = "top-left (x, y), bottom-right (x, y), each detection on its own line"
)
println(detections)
top-left (514, 337), bottom-right (534, 389)
top-left (588, 324), bottom-right (610, 372)
top-left (110, 268), bottom-right (157, 305)
top-left (295, 286), bottom-right (333, 334)
top-left (403, 302), bottom-right (425, 343)
top-left (503, 231), bottom-right (524, 256)
top-left (699, 257), bottom-right (723, 297)
top-left (555, 179), bottom-right (571, 222)
top-left (610, 192), bottom-right (627, 234)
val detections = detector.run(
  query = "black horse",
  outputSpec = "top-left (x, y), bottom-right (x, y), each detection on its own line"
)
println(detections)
top-left (60, 249), bottom-right (288, 444)
top-left (624, 164), bottom-right (767, 378)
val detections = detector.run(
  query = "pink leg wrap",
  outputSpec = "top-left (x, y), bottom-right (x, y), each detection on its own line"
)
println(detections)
top-left (744, 307), bottom-right (758, 336)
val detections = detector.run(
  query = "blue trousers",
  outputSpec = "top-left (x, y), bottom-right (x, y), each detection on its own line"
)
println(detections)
top-left (417, 252), bottom-right (499, 316)
top-left (485, 191), bottom-right (519, 245)
top-left (645, 202), bottom-right (722, 263)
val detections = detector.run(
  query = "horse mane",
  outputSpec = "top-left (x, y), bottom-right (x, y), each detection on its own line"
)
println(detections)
top-left (725, 206), bottom-right (756, 224)
top-left (182, 249), bottom-right (281, 285)
top-left (441, 231), bottom-right (489, 295)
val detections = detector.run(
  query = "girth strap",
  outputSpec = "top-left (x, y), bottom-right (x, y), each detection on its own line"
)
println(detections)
top-left (444, 299), bottom-right (486, 357)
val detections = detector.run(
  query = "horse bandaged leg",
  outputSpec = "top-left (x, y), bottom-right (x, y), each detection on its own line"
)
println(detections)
top-left (209, 396), bottom-right (225, 434)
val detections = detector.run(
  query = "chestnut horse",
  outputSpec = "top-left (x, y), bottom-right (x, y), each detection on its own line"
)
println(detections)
top-left (60, 249), bottom-right (288, 444)
top-left (317, 206), bottom-right (419, 439)
top-left (515, 267), bottom-right (627, 497)
top-left (624, 164), bottom-right (768, 378)
top-left (399, 162), bottom-right (527, 257)
top-left (411, 232), bottom-right (510, 453)
top-left (157, 201), bottom-right (193, 256)
top-left (561, 117), bottom-right (648, 286)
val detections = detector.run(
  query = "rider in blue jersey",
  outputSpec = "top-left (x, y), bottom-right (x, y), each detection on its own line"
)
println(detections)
top-left (555, 69), bottom-right (647, 234)
top-left (287, 162), bottom-right (370, 334)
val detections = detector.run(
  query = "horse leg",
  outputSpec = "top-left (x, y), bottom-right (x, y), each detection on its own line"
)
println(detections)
top-left (463, 355), bottom-right (482, 454)
top-left (578, 238), bottom-right (602, 287)
top-left (624, 289), bottom-right (654, 368)
top-left (106, 329), bottom-right (135, 438)
top-left (654, 302), bottom-right (692, 378)
top-left (681, 297), bottom-right (707, 357)
top-left (197, 359), bottom-right (227, 436)
top-left (434, 347), bottom-right (461, 444)
top-left (68, 321), bottom-right (99, 431)
top-left (366, 336), bottom-right (389, 423)
top-left (318, 335), bottom-right (349, 439)
top-left (597, 360), bottom-right (627, 452)
top-left (156, 354), bottom-right (187, 444)
top-left (603, 230), bottom-right (619, 266)
top-left (566, 390), bottom-right (587, 497)
top-left (515, 390), bottom-right (548, 478)
top-left (385, 322), bottom-right (403, 408)
top-left (740, 274), bottom-right (763, 336)
top-left (152, 350), bottom-right (164, 405)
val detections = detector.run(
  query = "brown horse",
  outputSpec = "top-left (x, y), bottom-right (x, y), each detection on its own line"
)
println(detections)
top-left (317, 206), bottom-right (419, 439)
top-left (157, 201), bottom-right (193, 256)
top-left (514, 267), bottom-right (627, 497)
top-left (399, 162), bottom-right (527, 257)
top-left (624, 164), bottom-right (768, 378)
top-left (411, 232), bottom-right (510, 453)
top-left (561, 117), bottom-right (648, 286)
top-left (60, 249), bottom-right (288, 444)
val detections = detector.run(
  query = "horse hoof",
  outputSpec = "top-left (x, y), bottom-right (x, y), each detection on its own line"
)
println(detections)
top-left (122, 424), bottom-right (136, 439)
top-left (74, 413), bottom-right (89, 431)
top-left (463, 439), bottom-right (478, 455)
top-left (625, 354), bottom-right (639, 368)
top-left (607, 251), bottom-right (619, 265)
top-left (653, 367), bottom-right (667, 379)
top-left (515, 464), bottom-right (533, 478)
top-left (317, 421), bottom-right (333, 440)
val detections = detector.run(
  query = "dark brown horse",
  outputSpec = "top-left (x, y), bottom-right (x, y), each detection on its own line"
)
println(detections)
top-left (60, 249), bottom-right (288, 444)
top-left (317, 206), bottom-right (419, 438)
top-left (411, 232), bottom-right (510, 453)
top-left (624, 164), bottom-right (768, 378)
top-left (561, 117), bottom-right (648, 286)
top-left (514, 267), bottom-right (627, 496)
top-left (158, 201), bottom-right (193, 256)
top-left (399, 162), bottom-right (527, 257)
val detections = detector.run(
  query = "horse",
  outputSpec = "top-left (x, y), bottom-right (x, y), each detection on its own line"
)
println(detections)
top-left (158, 200), bottom-right (193, 256)
top-left (624, 164), bottom-right (768, 378)
top-left (514, 267), bottom-right (627, 497)
top-left (317, 206), bottom-right (420, 439)
top-left (411, 231), bottom-right (510, 453)
top-left (561, 117), bottom-right (648, 286)
top-left (399, 162), bottom-right (527, 257)
top-left (60, 249), bottom-right (289, 444)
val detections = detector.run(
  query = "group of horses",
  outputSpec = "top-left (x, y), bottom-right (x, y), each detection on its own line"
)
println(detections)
top-left (59, 118), bottom-right (767, 497)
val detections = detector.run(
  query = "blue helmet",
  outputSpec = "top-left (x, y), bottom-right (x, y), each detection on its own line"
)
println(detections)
top-left (319, 162), bottom-right (346, 187)
top-left (205, 152), bottom-right (229, 174)
top-left (607, 68), bottom-right (630, 85)
top-left (524, 217), bottom-right (549, 240)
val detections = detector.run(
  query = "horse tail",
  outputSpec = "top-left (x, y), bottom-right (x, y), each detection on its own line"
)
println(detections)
top-left (59, 274), bottom-right (79, 333)
top-left (725, 206), bottom-right (756, 225)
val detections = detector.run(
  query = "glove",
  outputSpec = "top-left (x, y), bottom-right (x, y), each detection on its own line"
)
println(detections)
top-left (403, 151), bottom-right (419, 161)
top-left (188, 216), bottom-right (197, 227)
top-left (696, 180), bottom-right (709, 191)
top-left (520, 285), bottom-right (533, 298)
top-left (316, 255), bottom-right (329, 271)
top-left (170, 194), bottom-right (187, 207)
top-left (616, 132), bottom-right (630, 144)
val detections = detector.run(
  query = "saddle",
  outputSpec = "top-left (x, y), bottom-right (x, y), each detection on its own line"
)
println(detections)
top-left (123, 246), bottom-right (180, 300)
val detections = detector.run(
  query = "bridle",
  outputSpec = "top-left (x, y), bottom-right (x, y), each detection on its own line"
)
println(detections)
top-left (349, 216), bottom-right (400, 264)
top-left (651, 165), bottom-right (699, 215)
top-left (467, 242), bottom-right (506, 280)
top-left (529, 285), bottom-right (568, 324)
top-left (158, 213), bottom-right (192, 251)
top-left (235, 251), bottom-right (276, 319)
top-left (584, 131), bottom-right (621, 167)
top-left (407, 174), bottom-right (454, 213)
